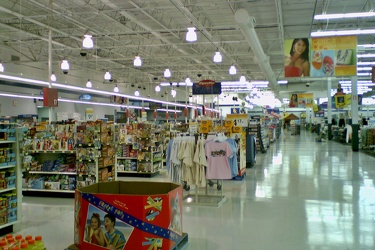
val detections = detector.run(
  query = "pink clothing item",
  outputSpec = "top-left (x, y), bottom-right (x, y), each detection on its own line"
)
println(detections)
top-left (205, 141), bottom-right (232, 179)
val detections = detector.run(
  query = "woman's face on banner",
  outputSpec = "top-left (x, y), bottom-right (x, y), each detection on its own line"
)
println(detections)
top-left (294, 40), bottom-right (307, 56)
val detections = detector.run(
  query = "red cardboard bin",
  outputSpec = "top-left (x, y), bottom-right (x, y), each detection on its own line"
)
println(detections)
top-left (74, 181), bottom-right (184, 250)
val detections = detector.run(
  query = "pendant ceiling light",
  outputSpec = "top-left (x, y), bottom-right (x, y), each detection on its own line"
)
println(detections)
top-left (229, 65), bottom-right (237, 75)
top-left (185, 77), bottom-right (193, 86)
top-left (134, 90), bottom-right (140, 96)
top-left (213, 50), bottom-right (222, 63)
top-left (0, 63), bottom-right (4, 73)
top-left (239, 75), bottom-right (246, 82)
top-left (86, 79), bottom-right (92, 88)
top-left (164, 69), bottom-right (171, 78)
top-left (50, 72), bottom-right (56, 82)
top-left (82, 34), bottom-right (94, 49)
top-left (104, 71), bottom-right (112, 80)
top-left (186, 27), bottom-right (197, 42)
top-left (155, 85), bottom-right (161, 92)
top-left (61, 60), bottom-right (70, 70)
top-left (113, 85), bottom-right (119, 93)
top-left (171, 89), bottom-right (177, 98)
top-left (133, 56), bottom-right (142, 67)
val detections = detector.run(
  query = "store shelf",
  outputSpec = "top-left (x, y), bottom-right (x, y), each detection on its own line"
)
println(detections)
top-left (0, 140), bottom-right (16, 144)
top-left (117, 170), bottom-right (159, 178)
top-left (117, 157), bottom-right (137, 159)
top-left (25, 150), bottom-right (75, 154)
top-left (0, 165), bottom-right (16, 170)
top-left (0, 220), bottom-right (19, 230)
top-left (0, 187), bottom-right (16, 194)
top-left (29, 171), bottom-right (77, 175)
top-left (22, 188), bottom-right (75, 193)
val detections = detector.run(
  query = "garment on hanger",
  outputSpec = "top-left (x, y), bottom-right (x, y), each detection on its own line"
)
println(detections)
top-left (225, 138), bottom-right (239, 177)
top-left (193, 138), bottom-right (207, 187)
top-left (205, 140), bottom-right (233, 179)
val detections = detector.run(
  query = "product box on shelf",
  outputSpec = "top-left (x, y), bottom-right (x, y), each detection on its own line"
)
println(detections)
top-left (74, 181), bottom-right (183, 250)
top-left (44, 181), bottom-right (61, 190)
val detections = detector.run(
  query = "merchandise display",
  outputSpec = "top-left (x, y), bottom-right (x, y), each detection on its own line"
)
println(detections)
top-left (21, 120), bottom-right (116, 194)
top-left (116, 123), bottom-right (164, 177)
top-left (0, 234), bottom-right (45, 249)
top-left (0, 123), bottom-right (21, 234)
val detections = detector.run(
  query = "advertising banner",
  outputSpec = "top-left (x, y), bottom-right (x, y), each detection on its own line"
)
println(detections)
top-left (311, 36), bottom-right (357, 77)
top-left (289, 93), bottom-right (314, 108)
top-left (284, 36), bottom-right (357, 78)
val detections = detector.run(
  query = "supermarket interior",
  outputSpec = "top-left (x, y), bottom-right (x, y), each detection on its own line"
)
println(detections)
top-left (0, 0), bottom-right (374, 249)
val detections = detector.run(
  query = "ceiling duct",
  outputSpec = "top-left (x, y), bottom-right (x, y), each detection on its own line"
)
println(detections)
top-left (234, 9), bottom-right (279, 97)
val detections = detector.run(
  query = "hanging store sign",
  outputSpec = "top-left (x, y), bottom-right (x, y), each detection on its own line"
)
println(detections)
top-left (192, 80), bottom-right (221, 95)
top-left (289, 93), bottom-right (314, 108)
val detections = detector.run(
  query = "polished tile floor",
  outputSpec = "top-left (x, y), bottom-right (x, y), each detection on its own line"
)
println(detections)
top-left (14, 130), bottom-right (375, 250)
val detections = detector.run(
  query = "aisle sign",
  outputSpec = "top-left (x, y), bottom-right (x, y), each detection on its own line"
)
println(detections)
top-left (226, 114), bottom-right (248, 127)
top-left (85, 108), bottom-right (94, 121)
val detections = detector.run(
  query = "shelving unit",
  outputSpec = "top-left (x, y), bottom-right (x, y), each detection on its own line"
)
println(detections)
top-left (116, 123), bottom-right (163, 177)
top-left (0, 123), bottom-right (22, 235)
top-left (20, 121), bottom-right (116, 196)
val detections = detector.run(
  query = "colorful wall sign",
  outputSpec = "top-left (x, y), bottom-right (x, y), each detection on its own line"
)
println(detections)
top-left (192, 80), bottom-right (222, 95)
top-left (289, 93), bottom-right (314, 108)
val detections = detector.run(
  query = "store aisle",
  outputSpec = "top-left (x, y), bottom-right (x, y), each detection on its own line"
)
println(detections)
top-left (16, 130), bottom-right (375, 250)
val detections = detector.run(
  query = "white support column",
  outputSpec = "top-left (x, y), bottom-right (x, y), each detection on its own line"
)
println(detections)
top-left (327, 78), bottom-right (333, 140)
top-left (48, 29), bottom-right (53, 123)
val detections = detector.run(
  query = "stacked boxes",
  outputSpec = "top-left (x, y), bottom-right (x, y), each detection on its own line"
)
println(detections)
top-left (0, 192), bottom-right (17, 225)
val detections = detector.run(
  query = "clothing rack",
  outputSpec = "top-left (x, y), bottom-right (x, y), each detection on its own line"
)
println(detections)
top-left (183, 179), bottom-right (226, 207)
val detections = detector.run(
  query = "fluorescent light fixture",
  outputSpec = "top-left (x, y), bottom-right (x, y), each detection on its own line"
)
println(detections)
top-left (277, 80), bottom-right (288, 84)
top-left (60, 60), bottom-right (70, 70)
top-left (311, 29), bottom-right (375, 37)
top-left (133, 56), bottom-right (142, 67)
top-left (113, 85), bottom-right (119, 93)
top-left (178, 82), bottom-right (187, 86)
top-left (0, 74), bottom-right (49, 86)
top-left (0, 63), bottom-right (4, 72)
top-left (358, 67), bottom-right (372, 71)
top-left (171, 82), bottom-right (178, 86)
top-left (134, 90), bottom-right (140, 96)
top-left (358, 62), bottom-right (375, 65)
top-left (357, 54), bottom-right (375, 58)
top-left (358, 72), bottom-right (371, 76)
top-left (50, 73), bottom-right (56, 82)
top-left (186, 27), bottom-right (197, 42)
top-left (314, 11), bottom-right (375, 20)
top-left (82, 34), bottom-right (94, 49)
top-left (213, 50), bottom-right (222, 63)
top-left (164, 69), bottom-right (171, 78)
top-left (0, 92), bottom-right (39, 99)
top-left (104, 71), bottom-right (112, 80)
top-left (160, 82), bottom-right (170, 86)
top-left (59, 98), bottom-right (147, 110)
top-left (229, 65), bottom-right (237, 75)
top-left (86, 80), bottom-right (92, 88)
top-left (155, 85), bottom-right (161, 92)
top-left (358, 44), bottom-right (375, 48)
top-left (157, 109), bottom-right (182, 113)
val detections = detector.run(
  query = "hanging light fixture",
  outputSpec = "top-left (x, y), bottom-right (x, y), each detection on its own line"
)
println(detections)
top-left (61, 60), bottom-right (69, 70)
top-left (0, 62), bottom-right (4, 72)
top-left (239, 75), bottom-right (246, 82)
top-left (104, 71), bottom-right (112, 80)
top-left (155, 85), bottom-right (161, 92)
top-left (134, 90), bottom-right (140, 96)
top-left (50, 72), bottom-right (57, 82)
top-left (133, 56), bottom-right (142, 67)
top-left (229, 65), bottom-right (237, 75)
top-left (86, 79), bottom-right (92, 88)
top-left (185, 77), bottom-right (193, 86)
top-left (186, 27), bottom-right (197, 42)
top-left (113, 85), bottom-right (119, 93)
top-left (82, 34), bottom-right (94, 49)
top-left (164, 69), bottom-right (171, 78)
top-left (213, 50), bottom-right (222, 63)
top-left (171, 89), bottom-right (177, 98)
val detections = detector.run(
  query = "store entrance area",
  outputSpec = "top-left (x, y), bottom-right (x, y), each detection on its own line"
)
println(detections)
top-left (16, 130), bottom-right (375, 249)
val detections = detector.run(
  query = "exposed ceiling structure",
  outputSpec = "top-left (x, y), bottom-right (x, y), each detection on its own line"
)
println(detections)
top-left (0, 0), bottom-right (374, 101)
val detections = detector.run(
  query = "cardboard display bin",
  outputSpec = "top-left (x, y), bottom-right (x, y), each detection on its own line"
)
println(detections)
top-left (74, 181), bottom-right (184, 250)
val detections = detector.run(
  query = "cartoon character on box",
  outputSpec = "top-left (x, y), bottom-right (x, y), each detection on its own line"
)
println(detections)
top-left (68, 137), bottom-right (74, 150)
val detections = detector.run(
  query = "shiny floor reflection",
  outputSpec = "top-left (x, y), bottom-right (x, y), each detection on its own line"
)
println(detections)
top-left (16, 130), bottom-right (375, 249)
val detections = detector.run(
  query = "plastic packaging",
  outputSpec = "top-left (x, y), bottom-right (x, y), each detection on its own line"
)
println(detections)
top-left (34, 236), bottom-right (44, 250)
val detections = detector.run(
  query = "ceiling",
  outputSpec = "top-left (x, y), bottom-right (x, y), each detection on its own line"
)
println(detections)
top-left (0, 0), bottom-right (374, 100)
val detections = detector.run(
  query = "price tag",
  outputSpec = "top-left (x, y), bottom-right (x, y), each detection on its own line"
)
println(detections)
top-left (88, 144), bottom-right (92, 147)
top-left (52, 151), bottom-right (55, 153)
top-left (44, 151), bottom-right (47, 153)
top-left (79, 144), bottom-right (82, 147)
